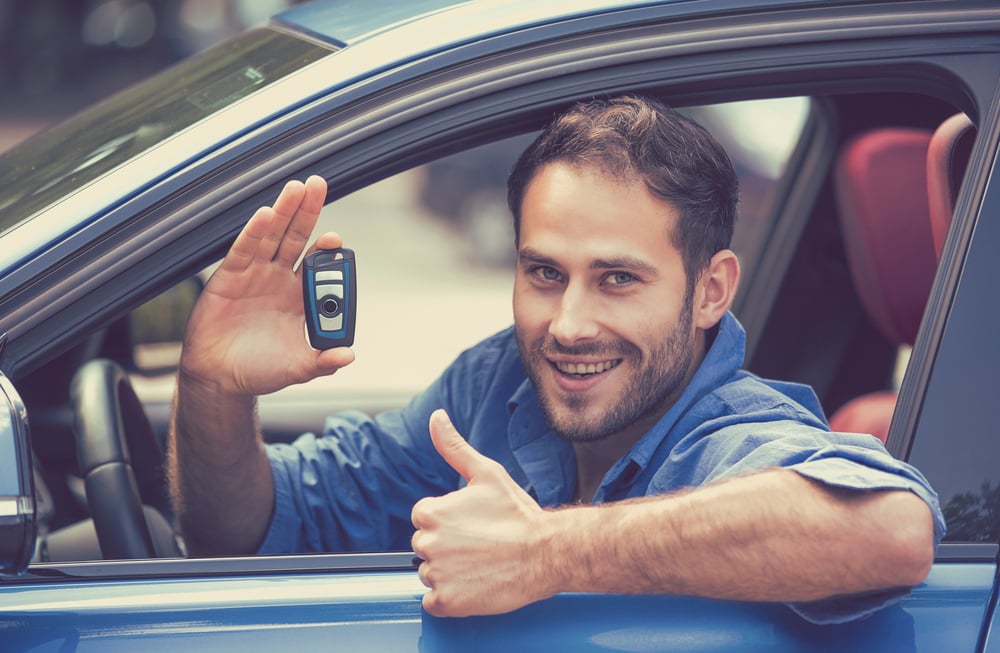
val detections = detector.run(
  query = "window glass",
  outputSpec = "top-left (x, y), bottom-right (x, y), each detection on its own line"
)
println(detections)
top-left (0, 28), bottom-right (332, 236)
top-left (906, 152), bottom-right (1000, 543)
top-left (686, 98), bottom-right (810, 270)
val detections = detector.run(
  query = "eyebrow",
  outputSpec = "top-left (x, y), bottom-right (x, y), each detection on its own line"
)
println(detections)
top-left (518, 247), bottom-right (659, 276)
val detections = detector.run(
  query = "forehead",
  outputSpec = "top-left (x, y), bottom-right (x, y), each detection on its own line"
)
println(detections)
top-left (518, 162), bottom-right (682, 267)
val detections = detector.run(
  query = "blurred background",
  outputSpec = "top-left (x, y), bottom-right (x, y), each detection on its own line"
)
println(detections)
top-left (0, 0), bottom-right (300, 152)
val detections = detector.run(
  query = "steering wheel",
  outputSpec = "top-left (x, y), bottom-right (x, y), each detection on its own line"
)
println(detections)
top-left (70, 359), bottom-right (168, 559)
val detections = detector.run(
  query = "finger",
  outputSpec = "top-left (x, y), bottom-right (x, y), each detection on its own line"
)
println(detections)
top-left (220, 205), bottom-right (274, 273)
top-left (314, 346), bottom-right (355, 369)
top-left (298, 231), bottom-right (346, 268)
top-left (411, 497), bottom-right (429, 530)
top-left (429, 409), bottom-right (492, 482)
top-left (422, 591), bottom-right (441, 617)
top-left (313, 231), bottom-right (344, 252)
top-left (275, 175), bottom-right (328, 266)
top-left (422, 591), bottom-right (456, 618)
top-left (417, 561), bottom-right (432, 589)
top-left (256, 179), bottom-right (307, 262)
top-left (305, 347), bottom-right (355, 382)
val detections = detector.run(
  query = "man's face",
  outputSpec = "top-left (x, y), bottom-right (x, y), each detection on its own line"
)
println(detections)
top-left (513, 162), bottom-right (700, 443)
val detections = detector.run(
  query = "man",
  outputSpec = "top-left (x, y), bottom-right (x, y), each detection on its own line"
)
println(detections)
top-left (169, 96), bottom-right (943, 623)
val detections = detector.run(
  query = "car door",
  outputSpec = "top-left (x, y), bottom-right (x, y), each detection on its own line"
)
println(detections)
top-left (903, 75), bottom-right (1000, 653)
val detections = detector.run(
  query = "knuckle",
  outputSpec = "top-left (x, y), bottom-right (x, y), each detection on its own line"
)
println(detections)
top-left (483, 457), bottom-right (507, 476)
top-left (421, 563), bottom-right (436, 586)
top-left (417, 561), bottom-right (433, 589)
top-left (411, 500), bottom-right (430, 527)
top-left (411, 529), bottom-right (439, 559)
top-left (422, 592), bottom-right (440, 616)
top-left (426, 591), bottom-right (452, 617)
top-left (411, 498), bottom-right (440, 528)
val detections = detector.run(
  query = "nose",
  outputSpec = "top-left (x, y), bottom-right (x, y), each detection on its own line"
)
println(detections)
top-left (549, 282), bottom-right (599, 345)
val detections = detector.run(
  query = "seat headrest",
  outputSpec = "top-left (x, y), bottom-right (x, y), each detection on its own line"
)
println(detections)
top-left (927, 112), bottom-right (976, 258)
top-left (834, 128), bottom-right (938, 346)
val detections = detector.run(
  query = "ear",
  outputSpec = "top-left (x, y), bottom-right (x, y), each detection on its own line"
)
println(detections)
top-left (692, 249), bottom-right (740, 330)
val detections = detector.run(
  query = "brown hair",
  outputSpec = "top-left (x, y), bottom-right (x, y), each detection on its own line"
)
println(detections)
top-left (507, 95), bottom-right (739, 289)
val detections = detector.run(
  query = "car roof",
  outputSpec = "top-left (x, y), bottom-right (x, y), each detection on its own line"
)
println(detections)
top-left (273, 0), bottom-right (802, 50)
top-left (275, 0), bottom-right (652, 47)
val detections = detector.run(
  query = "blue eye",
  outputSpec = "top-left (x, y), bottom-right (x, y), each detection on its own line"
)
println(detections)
top-left (607, 272), bottom-right (635, 285)
top-left (533, 266), bottom-right (562, 282)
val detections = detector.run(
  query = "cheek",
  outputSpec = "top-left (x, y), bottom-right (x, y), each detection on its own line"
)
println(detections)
top-left (512, 279), bottom-right (544, 331)
top-left (620, 297), bottom-right (688, 346)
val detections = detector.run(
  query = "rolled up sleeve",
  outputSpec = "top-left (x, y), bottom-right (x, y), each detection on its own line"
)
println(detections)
top-left (666, 419), bottom-right (945, 624)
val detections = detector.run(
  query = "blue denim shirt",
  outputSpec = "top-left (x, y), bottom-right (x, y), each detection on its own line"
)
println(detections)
top-left (261, 312), bottom-right (944, 623)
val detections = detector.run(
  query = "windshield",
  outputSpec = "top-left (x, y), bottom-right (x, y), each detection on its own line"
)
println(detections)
top-left (0, 28), bottom-right (333, 236)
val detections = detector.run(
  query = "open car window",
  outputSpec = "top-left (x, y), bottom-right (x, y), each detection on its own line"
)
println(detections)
top-left (257, 96), bottom-right (813, 417)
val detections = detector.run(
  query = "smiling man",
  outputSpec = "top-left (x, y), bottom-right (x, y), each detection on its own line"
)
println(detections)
top-left (512, 159), bottom-right (715, 503)
top-left (169, 95), bottom-right (943, 624)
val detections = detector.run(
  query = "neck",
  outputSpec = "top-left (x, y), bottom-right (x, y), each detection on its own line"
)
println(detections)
top-left (571, 438), bottom-right (634, 503)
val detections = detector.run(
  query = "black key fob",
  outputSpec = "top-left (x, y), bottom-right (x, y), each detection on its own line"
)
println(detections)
top-left (302, 248), bottom-right (357, 349)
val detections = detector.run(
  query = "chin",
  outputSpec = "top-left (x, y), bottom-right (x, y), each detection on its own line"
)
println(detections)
top-left (547, 405), bottom-right (617, 443)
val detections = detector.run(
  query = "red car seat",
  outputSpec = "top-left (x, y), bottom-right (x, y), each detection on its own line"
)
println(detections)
top-left (927, 113), bottom-right (976, 258)
top-left (829, 113), bottom-right (976, 443)
top-left (828, 127), bottom-right (937, 442)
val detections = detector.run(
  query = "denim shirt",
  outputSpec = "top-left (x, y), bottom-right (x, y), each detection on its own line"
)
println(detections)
top-left (261, 312), bottom-right (944, 623)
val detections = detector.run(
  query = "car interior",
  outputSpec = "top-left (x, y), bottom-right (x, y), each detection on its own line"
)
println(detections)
top-left (15, 88), bottom-right (974, 563)
top-left (826, 112), bottom-right (975, 442)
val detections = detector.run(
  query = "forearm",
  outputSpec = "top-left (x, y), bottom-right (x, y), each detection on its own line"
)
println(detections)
top-left (168, 372), bottom-right (275, 556)
top-left (541, 469), bottom-right (934, 603)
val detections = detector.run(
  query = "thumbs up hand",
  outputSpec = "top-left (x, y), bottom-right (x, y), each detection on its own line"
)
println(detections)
top-left (411, 410), bottom-right (556, 617)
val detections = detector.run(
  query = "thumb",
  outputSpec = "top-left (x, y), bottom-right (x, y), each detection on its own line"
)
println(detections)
top-left (314, 346), bottom-right (355, 373)
top-left (429, 409), bottom-right (490, 482)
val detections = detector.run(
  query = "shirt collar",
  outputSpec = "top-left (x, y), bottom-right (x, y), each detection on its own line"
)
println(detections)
top-left (623, 311), bottom-right (746, 468)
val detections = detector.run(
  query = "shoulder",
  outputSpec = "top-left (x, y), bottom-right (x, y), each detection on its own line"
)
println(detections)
top-left (445, 326), bottom-right (523, 384)
top-left (431, 325), bottom-right (526, 426)
top-left (692, 371), bottom-right (829, 430)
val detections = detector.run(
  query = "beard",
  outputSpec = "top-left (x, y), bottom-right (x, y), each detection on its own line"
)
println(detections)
top-left (516, 294), bottom-right (696, 443)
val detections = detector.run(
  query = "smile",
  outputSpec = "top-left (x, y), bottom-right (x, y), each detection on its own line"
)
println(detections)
top-left (553, 359), bottom-right (622, 378)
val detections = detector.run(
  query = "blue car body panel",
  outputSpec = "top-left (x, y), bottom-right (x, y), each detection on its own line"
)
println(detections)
top-left (0, 561), bottom-right (994, 652)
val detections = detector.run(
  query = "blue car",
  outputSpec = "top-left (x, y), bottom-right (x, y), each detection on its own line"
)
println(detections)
top-left (1, 0), bottom-right (998, 650)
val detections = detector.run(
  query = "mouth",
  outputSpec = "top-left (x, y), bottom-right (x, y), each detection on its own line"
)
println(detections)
top-left (551, 358), bottom-right (622, 379)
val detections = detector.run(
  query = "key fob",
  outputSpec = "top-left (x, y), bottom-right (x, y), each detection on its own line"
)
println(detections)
top-left (302, 248), bottom-right (356, 349)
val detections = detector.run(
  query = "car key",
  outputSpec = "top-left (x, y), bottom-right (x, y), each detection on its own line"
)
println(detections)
top-left (302, 248), bottom-right (357, 349)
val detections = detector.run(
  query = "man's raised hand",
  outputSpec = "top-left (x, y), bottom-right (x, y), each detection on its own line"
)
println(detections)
top-left (179, 175), bottom-right (355, 397)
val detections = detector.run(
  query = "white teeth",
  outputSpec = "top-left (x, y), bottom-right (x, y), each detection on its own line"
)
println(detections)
top-left (555, 359), bottom-right (620, 376)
